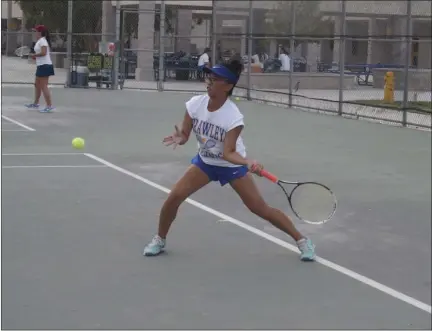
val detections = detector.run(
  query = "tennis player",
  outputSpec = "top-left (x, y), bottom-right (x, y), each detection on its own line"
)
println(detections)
top-left (25, 25), bottom-right (55, 113)
top-left (143, 59), bottom-right (316, 261)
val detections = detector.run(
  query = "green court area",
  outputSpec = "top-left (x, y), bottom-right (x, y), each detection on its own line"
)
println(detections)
top-left (354, 100), bottom-right (432, 112)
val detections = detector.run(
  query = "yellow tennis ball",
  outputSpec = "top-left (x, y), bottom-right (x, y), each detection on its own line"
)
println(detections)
top-left (72, 137), bottom-right (85, 149)
top-left (235, 97), bottom-right (240, 101)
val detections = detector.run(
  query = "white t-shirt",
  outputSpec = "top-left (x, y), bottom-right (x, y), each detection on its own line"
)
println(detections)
top-left (198, 52), bottom-right (209, 66)
top-left (186, 94), bottom-right (246, 167)
top-left (279, 53), bottom-right (290, 71)
top-left (34, 37), bottom-right (52, 66)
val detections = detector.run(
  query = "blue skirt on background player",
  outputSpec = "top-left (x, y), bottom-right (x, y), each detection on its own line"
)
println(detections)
top-left (36, 64), bottom-right (55, 77)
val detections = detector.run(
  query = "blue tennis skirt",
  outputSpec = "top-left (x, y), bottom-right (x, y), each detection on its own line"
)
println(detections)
top-left (36, 64), bottom-right (55, 77)
top-left (191, 154), bottom-right (248, 186)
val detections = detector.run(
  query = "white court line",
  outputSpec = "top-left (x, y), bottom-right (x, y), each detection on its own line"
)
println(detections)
top-left (84, 152), bottom-right (432, 315)
top-left (1, 83), bottom-right (64, 88)
top-left (2, 165), bottom-right (107, 169)
top-left (2, 153), bottom-right (84, 156)
top-left (1, 129), bottom-right (33, 132)
top-left (1, 115), bottom-right (36, 131)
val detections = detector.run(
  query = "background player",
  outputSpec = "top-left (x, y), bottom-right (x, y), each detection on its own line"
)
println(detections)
top-left (25, 24), bottom-right (55, 113)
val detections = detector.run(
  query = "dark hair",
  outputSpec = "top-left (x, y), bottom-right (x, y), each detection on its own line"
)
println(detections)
top-left (41, 29), bottom-right (52, 48)
top-left (224, 59), bottom-right (243, 96)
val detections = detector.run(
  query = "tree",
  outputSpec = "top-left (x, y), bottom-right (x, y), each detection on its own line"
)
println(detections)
top-left (16, 0), bottom-right (102, 52)
top-left (261, 1), bottom-right (331, 51)
top-left (15, 0), bottom-right (70, 32)
top-left (16, 0), bottom-right (174, 52)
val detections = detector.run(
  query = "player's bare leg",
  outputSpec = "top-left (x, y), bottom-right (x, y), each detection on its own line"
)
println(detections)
top-left (40, 77), bottom-right (52, 107)
top-left (143, 165), bottom-right (210, 256)
top-left (230, 173), bottom-right (316, 261)
top-left (26, 77), bottom-right (41, 108)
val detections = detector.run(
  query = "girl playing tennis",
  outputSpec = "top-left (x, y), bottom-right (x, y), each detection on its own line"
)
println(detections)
top-left (143, 59), bottom-right (316, 261)
top-left (25, 25), bottom-right (55, 113)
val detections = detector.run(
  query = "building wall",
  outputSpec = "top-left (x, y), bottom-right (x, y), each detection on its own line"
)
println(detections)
top-left (319, 1), bottom-right (431, 17)
top-left (415, 21), bottom-right (431, 69)
top-left (110, 1), bottom-right (277, 10)
top-left (319, 18), bottom-right (431, 68)
top-left (190, 19), bottom-right (211, 53)
top-left (1, 1), bottom-right (22, 19)
top-left (111, 0), bottom-right (431, 16)
top-left (87, 0), bottom-right (432, 76)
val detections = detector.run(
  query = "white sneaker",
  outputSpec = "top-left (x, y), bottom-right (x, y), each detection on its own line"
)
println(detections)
top-left (143, 235), bottom-right (166, 256)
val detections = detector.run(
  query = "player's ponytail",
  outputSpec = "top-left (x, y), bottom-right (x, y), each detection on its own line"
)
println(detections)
top-left (225, 59), bottom-right (243, 77)
top-left (224, 59), bottom-right (243, 96)
top-left (41, 29), bottom-right (52, 48)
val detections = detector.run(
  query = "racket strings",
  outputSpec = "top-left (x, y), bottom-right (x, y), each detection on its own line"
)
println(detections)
top-left (290, 183), bottom-right (336, 224)
top-left (14, 46), bottom-right (31, 57)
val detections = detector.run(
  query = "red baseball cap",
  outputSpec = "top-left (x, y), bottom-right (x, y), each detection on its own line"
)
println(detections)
top-left (33, 25), bottom-right (47, 32)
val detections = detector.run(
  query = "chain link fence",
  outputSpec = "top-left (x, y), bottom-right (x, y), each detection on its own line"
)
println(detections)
top-left (2, 0), bottom-right (430, 129)
top-left (212, 0), bottom-right (431, 129)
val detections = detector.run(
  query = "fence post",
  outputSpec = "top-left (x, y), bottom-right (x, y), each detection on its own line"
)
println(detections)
top-left (402, 0), bottom-right (412, 127)
top-left (66, 0), bottom-right (73, 87)
top-left (246, 0), bottom-right (253, 101)
top-left (211, 0), bottom-right (217, 65)
top-left (113, 0), bottom-right (121, 90)
top-left (6, 0), bottom-right (12, 56)
top-left (288, 1), bottom-right (296, 108)
top-left (337, 0), bottom-right (347, 116)
top-left (158, 0), bottom-right (166, 92)
top-left (20, 13), bottom-right (26, 50)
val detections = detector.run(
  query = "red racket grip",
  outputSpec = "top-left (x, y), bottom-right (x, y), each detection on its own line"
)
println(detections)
top-left (260, 170), bottom-right (279, 183)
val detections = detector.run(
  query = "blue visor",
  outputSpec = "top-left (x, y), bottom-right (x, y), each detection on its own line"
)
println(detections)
top-left (203, 65), bottom-right (238, 84)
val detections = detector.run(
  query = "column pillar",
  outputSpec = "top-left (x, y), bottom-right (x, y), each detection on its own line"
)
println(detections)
top-left (135, 1), bottom-right (155, 81)
top-left (20, 14), bottom-right (31, 47)
top-left (418, 22), bottom-right (431, 69)
top-left (418, 41), bottom-right (431, 69)
top-left (175, 9), bottom-right (192, 53)
top-left (240, 20), bottom-right (246, 56)
top-left (332, 16), bottom-right (341, 64)
top-left (367, 18), bottom-right (378, 64)
top-left (102, 1), bottom-right (115, 42)
top-left (269, 39), bottom-right (277, 57)
top-left (389, 16), bottom-right (410, 65)
top-left (6, 0), bottom-right (15, 55)
top-left (320, 40), bottom-right (332, 64)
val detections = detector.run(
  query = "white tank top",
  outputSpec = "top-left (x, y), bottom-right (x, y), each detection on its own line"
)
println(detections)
top-left (186, 94), bottom-right (246, 167)
top-left (34, 37), bottom-right (52, 66)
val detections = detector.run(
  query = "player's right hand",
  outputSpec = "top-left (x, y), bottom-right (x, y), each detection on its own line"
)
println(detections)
top-left (162, 125), bottom-right (186, 149)
top-left (248, 160), bottom-right (264, 176)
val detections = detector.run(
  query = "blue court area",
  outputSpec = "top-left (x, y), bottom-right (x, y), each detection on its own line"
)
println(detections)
top-left (1, 86), bottom-right (431, 329)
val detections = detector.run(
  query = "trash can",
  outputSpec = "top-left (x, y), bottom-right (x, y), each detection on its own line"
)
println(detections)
top-left (175, 57), bottom-right (190, 81)
top-left (70, 65), bottom-right (89, 88)
top-left (293, 59), bottom-right (306, 72)
top-left (175, 68), bottom-right (189, 80)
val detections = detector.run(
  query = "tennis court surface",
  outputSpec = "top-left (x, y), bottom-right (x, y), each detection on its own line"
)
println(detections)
top-left (2, 86), bottom-right (431, 329)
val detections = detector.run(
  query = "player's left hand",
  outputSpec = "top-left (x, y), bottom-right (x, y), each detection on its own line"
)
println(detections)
top-left (162, 125), bottom-right (186, 149)
top-left (248, 160), bottom-right (264, 176)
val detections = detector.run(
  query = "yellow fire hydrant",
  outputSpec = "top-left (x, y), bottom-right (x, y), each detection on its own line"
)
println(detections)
top-left (384, 71), bottom-right (394, 104)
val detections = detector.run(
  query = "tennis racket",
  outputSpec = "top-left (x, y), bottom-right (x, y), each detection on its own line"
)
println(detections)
top-left (260, 170), bottom-right (337, 225)
top-left (14, 46), bottom-right (31, 57)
